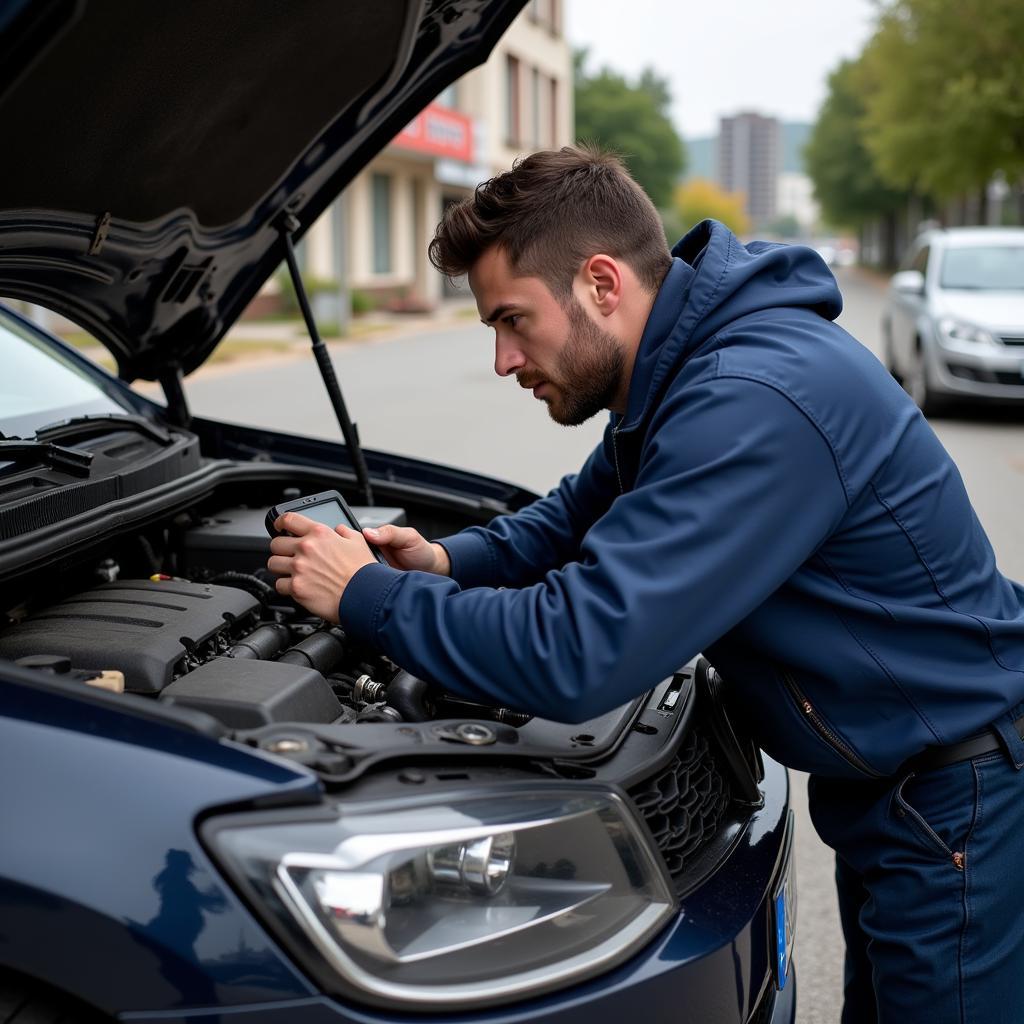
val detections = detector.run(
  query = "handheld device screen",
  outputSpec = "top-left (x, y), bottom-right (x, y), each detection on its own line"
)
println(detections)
top-left (266, 489), bottom-right (387, 564)
top-left (299, 499), bottom-right (354, 531)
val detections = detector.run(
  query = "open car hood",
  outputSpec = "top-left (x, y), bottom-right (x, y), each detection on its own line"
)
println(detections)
top-left (0, 0), bottom-right (523, 382)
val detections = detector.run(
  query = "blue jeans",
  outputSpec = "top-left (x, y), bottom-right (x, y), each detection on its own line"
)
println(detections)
top-left (808, 721), bottom-right (1024, 1024)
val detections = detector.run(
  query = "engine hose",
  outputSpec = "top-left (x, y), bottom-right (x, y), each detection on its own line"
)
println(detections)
top-left (228, 622), bottom-right (290, 660)
top-left (386, 671), bottom-right (435, 722)
top-left (278, 630), bottom-right (347, 675)
top-left (209, 571), bottom-right (278, 605)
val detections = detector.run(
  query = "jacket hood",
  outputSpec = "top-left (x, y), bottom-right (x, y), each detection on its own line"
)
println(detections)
top-left (0, 0), bottom-right (525, 382)
top-left (620, 220), bottom-right (843, 431)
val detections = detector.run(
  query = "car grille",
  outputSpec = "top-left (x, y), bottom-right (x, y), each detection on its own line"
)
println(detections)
top-left (628, 727), bottom-right (731, 886)
top-left (991, 369), bottom-right (1024, 385)
top-left (1000, 335), bottom-right (1024, 346)
top-left (948, 363), bottom-right (1024, 387)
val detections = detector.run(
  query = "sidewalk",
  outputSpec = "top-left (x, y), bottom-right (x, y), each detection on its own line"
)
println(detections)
top-left (56, 296), bottom-right (482, 381)
top-left (225, 296), bottom-right (479, 346)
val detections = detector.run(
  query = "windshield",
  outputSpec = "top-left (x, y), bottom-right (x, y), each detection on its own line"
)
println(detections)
top-left (0, 309), bottom-right (130, 438)
top-left (939, 245), bottom-right (1024, 291)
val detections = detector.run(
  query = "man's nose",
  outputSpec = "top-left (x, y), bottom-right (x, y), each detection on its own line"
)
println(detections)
top-left (494, 335), bottom-right (526, 378)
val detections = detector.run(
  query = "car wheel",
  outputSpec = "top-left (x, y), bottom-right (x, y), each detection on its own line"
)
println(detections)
top-left (0, 970), bottom-right (105, 1023)
top-left (881, 319), bottom-right (902, 384)
top-left (903, 346), bottom-right (947, 417)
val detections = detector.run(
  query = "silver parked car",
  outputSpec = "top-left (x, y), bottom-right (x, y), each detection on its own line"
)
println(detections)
top-left (882, 227), bottom-right (1024, 414)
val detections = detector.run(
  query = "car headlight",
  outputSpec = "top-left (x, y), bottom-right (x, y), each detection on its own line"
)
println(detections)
top-left (208, 788), bottom-right (675, 1009)
top-left (937, 316), bottom-right (996, 346)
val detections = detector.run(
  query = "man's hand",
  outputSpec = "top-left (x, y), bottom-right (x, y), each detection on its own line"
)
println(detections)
top-left (267, 512), bottom-right (376, 623)
top-left (363, 525), bottom-right (450, 576)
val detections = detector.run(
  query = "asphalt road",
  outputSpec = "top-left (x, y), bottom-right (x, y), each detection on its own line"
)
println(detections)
top-left (185, 267), bottom-right (1024, 1023)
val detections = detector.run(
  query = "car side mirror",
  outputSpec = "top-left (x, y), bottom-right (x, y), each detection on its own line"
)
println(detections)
top-left (891, 269), bottom-right (925, 295)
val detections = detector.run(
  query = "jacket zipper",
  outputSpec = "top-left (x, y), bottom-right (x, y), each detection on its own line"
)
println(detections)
top-left (612, 426), bottom-right (624, 494)
top-left (781, 670), bottom-right (884, 778)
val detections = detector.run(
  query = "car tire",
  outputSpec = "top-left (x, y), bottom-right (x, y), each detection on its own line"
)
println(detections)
top-left (881, 319), bottom-right (902, 384)
top-left (0, 970), bottom-right (105, 1023)
top-left (903, 346), bottom-right (947, 418)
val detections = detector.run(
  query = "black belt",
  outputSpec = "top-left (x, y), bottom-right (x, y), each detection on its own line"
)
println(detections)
top-left (902, 712), bottom-right (1024, 774)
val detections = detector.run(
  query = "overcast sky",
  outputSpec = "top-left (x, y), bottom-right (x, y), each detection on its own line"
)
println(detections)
top-left (565, 0), bottom-right (879, 138)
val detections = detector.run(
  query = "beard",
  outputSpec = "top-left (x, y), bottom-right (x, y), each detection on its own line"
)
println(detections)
top-left (518, 296), bottom-right (626, 426)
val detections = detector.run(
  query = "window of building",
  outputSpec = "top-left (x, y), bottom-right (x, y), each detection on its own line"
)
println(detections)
top-left (529, 0), bottom-right (558, 31)
top-left (410, 178), bottom-right (423, 282)
top-left (372, 173), bottom-right (392, 275)
top-left (531, 66), bottom-right (541, 147)
top-left (505, 54), bottom-right (520, 146)
top-left (549, 76), bottom-right (558, 148)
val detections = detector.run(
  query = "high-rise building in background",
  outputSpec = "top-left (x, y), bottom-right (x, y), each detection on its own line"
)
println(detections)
top-left (717, 112), bottom-right (780, 227)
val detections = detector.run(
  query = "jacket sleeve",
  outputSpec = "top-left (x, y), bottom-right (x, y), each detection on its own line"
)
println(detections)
top-left (338, 377), bottom-right (849, 722)
top-left (434, 422), bottom-right (620, 588)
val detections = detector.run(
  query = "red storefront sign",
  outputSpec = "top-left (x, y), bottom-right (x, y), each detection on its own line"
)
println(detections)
top-left (393, 104), bottom-right (473, 163)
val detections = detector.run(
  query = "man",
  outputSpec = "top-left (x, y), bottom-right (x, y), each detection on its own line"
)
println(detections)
top-left (268, 146), bottom-right (1024, 1022)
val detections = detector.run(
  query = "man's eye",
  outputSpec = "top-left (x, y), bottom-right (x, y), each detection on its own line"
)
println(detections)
top-left (503, 314), bottom-right (521, 328)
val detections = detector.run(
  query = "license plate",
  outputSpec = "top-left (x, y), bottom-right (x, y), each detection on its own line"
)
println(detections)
top-left (771, 811), bottom-right (797, 990)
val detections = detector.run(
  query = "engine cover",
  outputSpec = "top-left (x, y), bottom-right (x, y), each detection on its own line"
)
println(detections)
top-left (0, 580), bottom-right (259, 693)
top-left (160, 657), bottom-right (342, 728)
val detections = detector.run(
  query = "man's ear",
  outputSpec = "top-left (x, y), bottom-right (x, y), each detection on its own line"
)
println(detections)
top-left (579, 254), bottom-right (622, 317)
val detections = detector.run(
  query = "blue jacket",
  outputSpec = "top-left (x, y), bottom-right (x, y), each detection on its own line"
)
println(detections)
top-left (340, 220), bottom-right (1024, 778)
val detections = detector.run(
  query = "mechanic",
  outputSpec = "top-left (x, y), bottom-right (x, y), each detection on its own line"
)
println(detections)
top-left (269, 146), bottom-right (1024, 1023)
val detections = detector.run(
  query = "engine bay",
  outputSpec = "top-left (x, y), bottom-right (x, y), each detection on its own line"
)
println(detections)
top-left (0, 422), bottom-right (758, 804)
top-left (0, 494), bottom-right (543, 735)
top-left (0, 463), bottom-right (751, 894)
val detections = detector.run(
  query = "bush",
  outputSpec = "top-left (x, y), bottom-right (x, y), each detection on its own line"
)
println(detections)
top-left (273, 269), bottom-right (376, 318)
top-left (351, 289), bottom-right (375, 316)
top-left (274, 268), bottom-right (341, 313)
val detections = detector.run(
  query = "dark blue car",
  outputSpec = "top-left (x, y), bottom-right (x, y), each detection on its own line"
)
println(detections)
top-left (0, 3), bottom-right (795, 1021)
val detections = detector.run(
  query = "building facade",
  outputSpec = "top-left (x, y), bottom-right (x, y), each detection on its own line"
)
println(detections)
top-left (776, 171), bottom-right (820, 233)
top-left (717, 112), bottom-right (780, 228)
top-left (296, 0), bottom-right (572, 314)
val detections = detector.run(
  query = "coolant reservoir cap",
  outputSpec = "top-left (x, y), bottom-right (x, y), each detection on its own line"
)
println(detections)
top-left (454, 722), bottom-right (496, 745)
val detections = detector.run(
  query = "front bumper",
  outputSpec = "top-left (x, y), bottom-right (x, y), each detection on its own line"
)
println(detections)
top-left (120, 758), bottom-right (793, 1024)
top-left (930, 333), bottom-right (1024, 400)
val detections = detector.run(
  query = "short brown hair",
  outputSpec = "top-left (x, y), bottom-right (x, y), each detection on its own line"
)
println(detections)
top-left (428, 145), bottom-right (672, 300)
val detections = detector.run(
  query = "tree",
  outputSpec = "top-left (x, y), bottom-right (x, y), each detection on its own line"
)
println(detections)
top-left (804, 58), bottom-right (907, 230)
top-left (637, 68), bottom-right (672, 112)
top-left (670, 179), bottom-right (750, 237)
top-left (858, 0), bottom-right (1024, 205)
top-left (574, 52), bottom-right (686, 209)
top-left (763, 213), bottom-right (802, 239)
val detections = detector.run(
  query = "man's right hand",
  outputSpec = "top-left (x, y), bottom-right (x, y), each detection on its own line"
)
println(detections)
top-left (363, 525), bottom-right (451, 576)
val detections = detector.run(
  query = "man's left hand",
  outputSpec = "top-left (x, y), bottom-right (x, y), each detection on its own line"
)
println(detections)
top-left (267, 512), bottom-right (377, 623)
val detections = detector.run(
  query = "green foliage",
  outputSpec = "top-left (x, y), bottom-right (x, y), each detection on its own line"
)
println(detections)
top-left (350, 289), bottom-right (375, 316)
top-left (763, 213), bottom-right (802, 239)
top-left (274, 269), bottom-right (375, 318)
top-left (859, 0), bottom-right (1024, 200)
top-left (573, 51), bottom-right (686, 209)
top-left (274, 267), bottom-right (337, 313)
top-left (804, 59), bottom-right (908, 229)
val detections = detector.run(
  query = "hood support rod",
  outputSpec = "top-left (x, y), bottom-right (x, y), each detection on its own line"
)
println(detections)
top-left (277, 215), bottom-right (374, 505)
